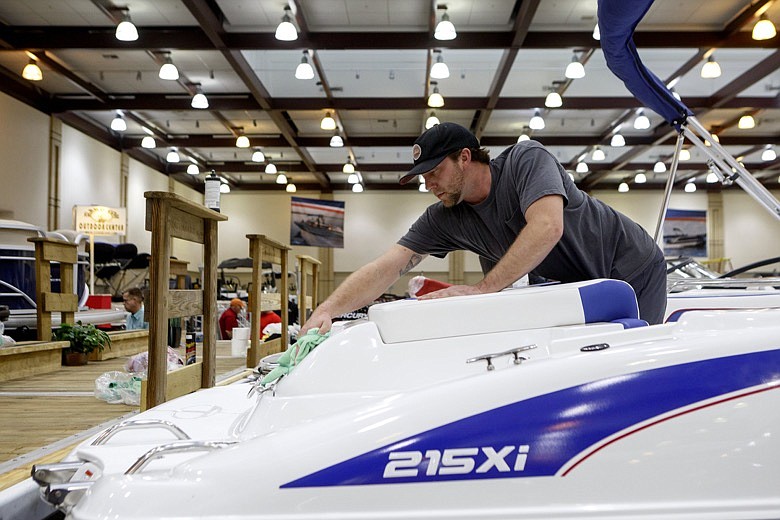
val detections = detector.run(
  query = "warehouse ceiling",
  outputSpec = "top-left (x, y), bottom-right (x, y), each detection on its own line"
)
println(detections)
top-left (0, 0), bottom-right (778, 193)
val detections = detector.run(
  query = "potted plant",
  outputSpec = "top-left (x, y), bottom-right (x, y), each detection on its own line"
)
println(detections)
top-left (54, 321), bottom-right (111, 366)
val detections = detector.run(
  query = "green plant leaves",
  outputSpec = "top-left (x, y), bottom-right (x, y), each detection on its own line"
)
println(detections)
top-left (53, 320), bottom-right (111, 354)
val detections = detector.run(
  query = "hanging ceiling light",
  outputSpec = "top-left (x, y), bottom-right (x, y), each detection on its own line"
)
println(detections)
top-left (115, 10), bottom-right (139, 42)
top-left (752, 14), bottom-right (777, 40)
top-left (434, 7), bottom-right (457, 41)
top-left (679, 148), bottom-right (691, 161)
top-left (190, 86), bottom-right (209, 109)
top-left (610, 133), bottom-right (625, 147)
top-left (166, 148), bottom-right (180, 163)
top-left (22, 58), bottom-right (42, 81)
top-left (220, 183), bottom-right (230, 194)
top-left (425, 111), bottom-right (440, 129)
top-left (761, 146), bottom-right (776, 161)
top-left (419, 179), bottom-right (428, 192)
top-left (565, 53), bottom-right (585, 79)
top-left (276, 173), bottom-right (288, 184)
top-left (110, 112), bottom-right (127, 132)
top-left (235, 134), bottom-right (250, 148)
top-left (265, 163), bottom-right (277, 174)
top-left (591, 147), bottom-right (605, 161)
top-left (347, 172), bottom-right (359, 184)
top-left (330, 134), bottom-right (344, 147)
top-left (684, 179), bottom-right (697, 192)
top-left (706, 171), bottom-right (719, 183)
top-left (352, 183), bottom-right (364, 193)
top-left (427, 83), bottom-right (445, 108)
top-left (141, 135), bottom-right (156, 149)
top-left (430, 52), bottom-right (450, 79)
top-left (653, 161), bottom-right (667, 173)
top-left (633, 109), bottom-right (650, 130)
top-left (251, 149), bottom-right (265, 163)
top-left (575, 161), bottom-right (588, 173)
top-left (295, 50), bottom-right (314, 80)
top-left (343, 160), bottom-right (355, 174)
top-left (700, 56), bottom-right (721, 79)
top-left (529, 109), bottom-right (545, 130)
top-left (592, 22), bottom-right (600, 41)
top-left (618, 182), bottom-right (629, 193)
top-left (544, 91), bottom-right (563, 108)
top-left (275, 6), bottom-right (298, 41)
top-left (320, 112), bottom-right (336, 130)
top-left (286, 180), bottom-right (297, 193)
top-left (187, 164), bottom-right (199, 175)
top-left (634, 172), bottom-right (647, 184)
top-left (158, 54), bottom-right (179, 80)
top-left (517, 132), bottom-right (530, 143)
top-left (738, 114), bottom-right (756, 129)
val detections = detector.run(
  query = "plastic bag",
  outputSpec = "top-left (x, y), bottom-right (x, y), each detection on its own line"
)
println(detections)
top-left (126, 347), bottom-right (184, 373)
top-left (95, 371), bottom-right (142, 405)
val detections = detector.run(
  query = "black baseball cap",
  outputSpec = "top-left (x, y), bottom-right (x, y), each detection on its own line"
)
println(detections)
top-left (399, 122), bottom-right (480, 185)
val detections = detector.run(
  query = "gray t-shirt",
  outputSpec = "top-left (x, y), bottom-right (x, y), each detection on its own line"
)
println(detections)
top-left (398, 141), bottom-right (660, 284)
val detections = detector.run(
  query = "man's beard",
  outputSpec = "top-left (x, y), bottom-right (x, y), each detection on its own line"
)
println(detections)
top-left (440, 162), bottom-right (464, 208)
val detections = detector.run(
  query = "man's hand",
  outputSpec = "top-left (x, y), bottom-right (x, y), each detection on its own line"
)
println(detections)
top-left (301, 308), bottom-right (333, 335)
top-left (416, 284), bottom-right (483, 300)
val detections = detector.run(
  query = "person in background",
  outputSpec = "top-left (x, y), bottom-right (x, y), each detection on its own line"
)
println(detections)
top-left (219, 298), bottom-right (246, 339)
top-left (303, 122), bottom-right (666, 334)
top-left (123, 287), bottom-right (148, 330)
top-left (260, 310), bottom-right (282, 335)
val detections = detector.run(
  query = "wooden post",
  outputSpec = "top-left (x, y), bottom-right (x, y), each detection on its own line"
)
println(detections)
top-left (143, 192), bottom-right (227, 410)
top-left (28, 237), bottom-right (79, 341)
top-left (246, 235), bottom-right (290, 367)
top-left (296, 255), bottom-right (321, 326)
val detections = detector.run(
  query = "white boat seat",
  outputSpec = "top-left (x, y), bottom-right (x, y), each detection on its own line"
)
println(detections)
top-left (368, 279), bottom-right (640, 344)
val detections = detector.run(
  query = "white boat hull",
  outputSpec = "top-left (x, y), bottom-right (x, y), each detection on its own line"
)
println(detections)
top-left (24, 280), bottom-right (778, 520)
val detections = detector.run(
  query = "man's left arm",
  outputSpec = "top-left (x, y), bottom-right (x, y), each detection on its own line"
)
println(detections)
top-left (417, 195), bottom-right (563, 299)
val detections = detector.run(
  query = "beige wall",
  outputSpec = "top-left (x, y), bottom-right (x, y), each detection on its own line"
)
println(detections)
top-left (0, 91), bottom-right (50, 224)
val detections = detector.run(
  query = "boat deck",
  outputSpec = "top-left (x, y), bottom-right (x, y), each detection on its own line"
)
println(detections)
top-left (0, 341), bottom-right (249, 492)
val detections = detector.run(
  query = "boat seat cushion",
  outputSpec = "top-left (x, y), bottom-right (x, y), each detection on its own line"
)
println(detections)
top-left (369, 279), bottom-right (639, 344)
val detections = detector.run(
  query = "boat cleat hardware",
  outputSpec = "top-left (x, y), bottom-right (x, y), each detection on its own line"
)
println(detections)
top-left (91, 419), bottom-right (190, 446)
top-left (31, 461), bottom-right (85, 486)
top-left (43, 481), bottom-right (94, 511)
top-left (247, 376), bottom-right (281, 399)
top-left (467, 344), bottom-right (537, 371)
top-left (126, 440), bottom-right (239, 475)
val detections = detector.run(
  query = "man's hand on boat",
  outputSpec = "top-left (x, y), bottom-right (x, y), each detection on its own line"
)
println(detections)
top-left (302, 308), bottom-right (333, 335)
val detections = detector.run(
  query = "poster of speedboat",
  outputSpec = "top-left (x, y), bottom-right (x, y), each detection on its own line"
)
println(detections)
top-left (290, 197), bottom-right (345, 248)
top-left (663, 209), bottom-right (707, 257)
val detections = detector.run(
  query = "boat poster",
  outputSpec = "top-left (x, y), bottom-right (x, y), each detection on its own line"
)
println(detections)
top-left (290, 197), bottom-right (345, 248)
top-left (662, 208), bottom-right (706, 257)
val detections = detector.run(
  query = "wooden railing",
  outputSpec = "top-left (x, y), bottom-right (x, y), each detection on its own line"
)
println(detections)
top-left (296, 254), bottom-right (321, 325)
top-left (140, 191), bottom-right (227, 411)
top-left (246, 235), bottom-right (290, 367)
top-left (27, 237), bottom-right (78, 341)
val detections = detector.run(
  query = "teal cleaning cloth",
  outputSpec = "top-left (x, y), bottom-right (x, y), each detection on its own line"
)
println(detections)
top-left (260, 328), bottom-right (330, 386)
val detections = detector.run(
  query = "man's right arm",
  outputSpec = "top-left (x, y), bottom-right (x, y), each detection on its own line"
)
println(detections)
top-left (302, 244), bottom-right (427, 334)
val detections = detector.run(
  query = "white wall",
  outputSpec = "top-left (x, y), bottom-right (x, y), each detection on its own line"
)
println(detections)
top-left (59, 125), bottom-right (122, 230)
top-left (721, 190), bottom-right (780, 268)
top-left (0, 91), bottom-right (50, 225)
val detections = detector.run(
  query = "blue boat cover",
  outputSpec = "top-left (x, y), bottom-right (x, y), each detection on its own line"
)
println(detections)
top-left (598, 0), bottom-right (693, 130)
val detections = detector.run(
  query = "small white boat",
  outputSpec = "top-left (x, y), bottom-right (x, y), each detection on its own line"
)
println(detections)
top-left (0, 219), bottom-right (127, 337)
top-left (28, 279), bottom-right (780, 519)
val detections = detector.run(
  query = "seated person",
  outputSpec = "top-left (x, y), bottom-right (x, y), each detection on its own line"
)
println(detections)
top-left (219, 298), bottom-right (246, 339)
top-left (260, 310), bottom-right (282, 335)
top-left (123, 288), bottom-right (149, 330)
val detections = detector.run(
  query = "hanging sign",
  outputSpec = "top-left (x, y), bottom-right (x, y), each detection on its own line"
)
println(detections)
top-left (74, 205), bottom-right (127, 236)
